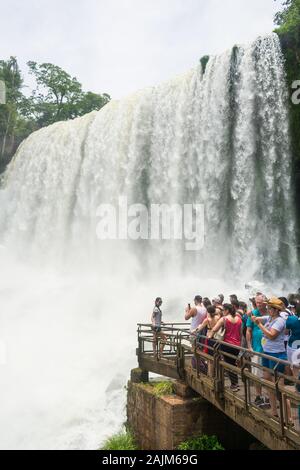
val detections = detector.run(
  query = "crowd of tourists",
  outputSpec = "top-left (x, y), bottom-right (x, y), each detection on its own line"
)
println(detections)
top-left (151, 292), bottom-right (300, 423)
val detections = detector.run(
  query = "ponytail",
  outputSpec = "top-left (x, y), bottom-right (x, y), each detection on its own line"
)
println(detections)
top-left (223, 303), bottom-right (235, 316)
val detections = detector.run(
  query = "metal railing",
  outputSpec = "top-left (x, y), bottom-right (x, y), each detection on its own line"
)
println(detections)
top-left (137, 323), bottom-right (191, 359)
top-left (137, 324), bottom-right (300, 445)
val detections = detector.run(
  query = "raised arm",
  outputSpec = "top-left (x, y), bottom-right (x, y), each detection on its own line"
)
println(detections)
top-left (256, 324), bottom-right (281, 340)
top-left (185, 307), bottom-right (196, 321)
top-left (252, 316), bottom-right (283, 340)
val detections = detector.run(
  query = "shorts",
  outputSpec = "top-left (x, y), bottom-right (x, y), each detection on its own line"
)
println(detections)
top-left (251, 354), bottom-right (263, 378)
top-left (152, 326), bottom-right (161, 334)
top-left (287, 345), bottom-right (300, 367)
top-left (262, 351), bottom-right (287, 373)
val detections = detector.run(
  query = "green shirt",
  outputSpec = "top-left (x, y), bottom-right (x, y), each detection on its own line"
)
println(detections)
top-left (246, 309), bottom-right (263, 353)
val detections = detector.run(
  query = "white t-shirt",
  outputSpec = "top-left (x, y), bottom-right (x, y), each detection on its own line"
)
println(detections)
top-left (190, 306), bottom-right (207, 331)
top-left (152, 307), bottom-right (162, 327)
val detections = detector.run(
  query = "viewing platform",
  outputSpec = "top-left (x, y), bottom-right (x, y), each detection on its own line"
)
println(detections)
top-left (133, 323), bottom-right (300, 451)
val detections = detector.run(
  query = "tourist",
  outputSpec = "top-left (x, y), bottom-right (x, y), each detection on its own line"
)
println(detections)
top-left (208, 303), bottom-right (242, 392)
top-left (286, 307), bottom-right (300, 385)
top-left (218, 294), bottom-right (225, 305)
top-left (203, 297), bottom-right (212, 308)
top-left (238, 301), bottom-right (249, 349)
top-left (231, 299), bottom-right (240, 316)
top-left (151, 297), bottom-right (167, 358)
top-left (289, 294), bottom-right (300, 314)
top-left (230, 294), bottom-right (238, 304)
top-left (185, 295), bottom-right (207, 334)
top-left (249, 297), bottom-right (257, 313)
top-left (279, 297), bottom-right (293, 317)
top-left (193, 305), bottom-right (221, 376)
top-left (193, 305), bottom-right (220, 337)
top-left (246, 294), bottom-right (269, 408)
top-left (239, 301), bottom-right (248, 316)
top-left (291, 303), bottom-right (298, 316)
top-left (279, 296), bottom-right (294, 378)
top-left (212, 296), bottom-right (224, 314)
top-left (252, 298), bottom-right (288, 418)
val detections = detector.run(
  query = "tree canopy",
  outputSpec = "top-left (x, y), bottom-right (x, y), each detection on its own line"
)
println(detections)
top-left (26, 61), bottom-right (111, 127)
top-left (0, 57), bottom-right (35, 169)
top-left (0, 58), bottom-right (111, 171)
top-left (275, 0), bottom-right (300, 35)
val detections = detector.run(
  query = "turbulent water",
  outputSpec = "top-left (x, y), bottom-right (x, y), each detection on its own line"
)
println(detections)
top-left (0, 33), bottom-right (298, 449)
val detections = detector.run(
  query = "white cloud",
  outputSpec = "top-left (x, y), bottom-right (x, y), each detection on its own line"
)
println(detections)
top-left (0, 0), bottom-right (279, 98)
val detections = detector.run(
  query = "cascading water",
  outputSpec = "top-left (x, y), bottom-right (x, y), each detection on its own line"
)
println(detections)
top-left (0, 33), bottom-right (298, 449)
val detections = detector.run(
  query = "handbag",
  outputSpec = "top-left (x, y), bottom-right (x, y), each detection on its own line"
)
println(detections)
top-left (213, 318), bottom-right (226, 341)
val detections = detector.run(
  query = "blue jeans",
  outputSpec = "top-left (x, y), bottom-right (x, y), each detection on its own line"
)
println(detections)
top-left (262, 351), bottom-right (287, 373)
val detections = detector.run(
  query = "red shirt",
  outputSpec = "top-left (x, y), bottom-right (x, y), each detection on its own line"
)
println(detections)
top-left (224, 316), bottom-right (242, 346)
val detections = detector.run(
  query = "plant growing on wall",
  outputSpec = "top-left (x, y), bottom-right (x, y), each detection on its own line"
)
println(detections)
top-left (178, 435), bottom-right (224, 451)
top-left (100, 429), bottom-right (138, 451)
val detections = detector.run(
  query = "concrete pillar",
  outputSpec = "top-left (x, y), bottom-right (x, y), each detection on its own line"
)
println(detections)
top-left (127, 378), bottom-right (258, 450)
top-left (130, 368), bottom-right (149, 384)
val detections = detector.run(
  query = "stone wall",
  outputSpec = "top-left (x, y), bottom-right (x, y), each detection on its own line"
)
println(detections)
top-left (127, 381), bottom-right (204, 450)
top-left (127, 374), bottom-right (257, 450)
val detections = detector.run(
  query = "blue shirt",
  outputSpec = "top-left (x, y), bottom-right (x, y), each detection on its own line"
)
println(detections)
top-left (246, 309), bottom-right (263, 353)
top-left (286, 316), bottom-right (300, 348)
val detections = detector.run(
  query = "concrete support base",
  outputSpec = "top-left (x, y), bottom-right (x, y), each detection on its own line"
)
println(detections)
top-left (130, 368), bottom-right (149, 384)
top-left (127, 374), bottom-right (257, 450)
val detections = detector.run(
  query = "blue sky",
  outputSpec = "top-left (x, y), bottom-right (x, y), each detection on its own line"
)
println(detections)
top-left (1, 0), bottom-right (280, 98)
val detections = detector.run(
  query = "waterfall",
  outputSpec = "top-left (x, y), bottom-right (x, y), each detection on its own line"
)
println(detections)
top-left (0, 33), bottom-right (298, 450)
top-left (0, 33), bottom-right (296, 280)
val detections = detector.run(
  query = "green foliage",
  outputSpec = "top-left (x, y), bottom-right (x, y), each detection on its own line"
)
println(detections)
top-left (100, 430), bottom-right (138, 450)
top-left (26, 61), bottom-right (111, 127)
top-left (77, 91), bottom-right (111, 117)
top-left (275, 0), bottom-right (300, 35)
top-left (178, 435), bottom-right (224, 451)
top-left (0, 57), bottom-right (33, 165)
top-left (0, 57), bottom-right (111, 171)
top-left (150, 381), bottom-right (174, 397)
top-left (275, 0), bottom-right (300, 245)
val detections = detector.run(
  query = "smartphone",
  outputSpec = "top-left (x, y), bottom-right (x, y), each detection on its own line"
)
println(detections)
top-left (188, 303), bottom-right (191, 310)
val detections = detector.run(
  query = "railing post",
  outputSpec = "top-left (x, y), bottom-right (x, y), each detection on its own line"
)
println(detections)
top-left (240, 351), bottom-right (249, 411)
top-left (214, 342), bottom-right (224, 397)
top-left (137, 325), bottom-right (142, 359)
top-left (176, 332), bottom-right (185, 380)
top-left (135, 324), bottom-right (300, 447)
top-left (274, 366), bottom-right (285, 437)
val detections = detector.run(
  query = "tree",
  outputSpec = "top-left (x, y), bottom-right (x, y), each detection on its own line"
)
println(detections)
top-left (27, 62), bottom-right (110, 127)
top-left (76, 91), bottom-right (111, 116)
top-left (274, 0), bottom-right (300, 35)
top-left (275, 0), bottom-right (300, 248)
top-left (0, 57), bottom-right (29, 162)
top-left (0, 58), bottom-right (111, 171)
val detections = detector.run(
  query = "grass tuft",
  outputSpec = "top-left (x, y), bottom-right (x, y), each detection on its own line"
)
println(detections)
top-left (100, 429), bottom-right (138, 450)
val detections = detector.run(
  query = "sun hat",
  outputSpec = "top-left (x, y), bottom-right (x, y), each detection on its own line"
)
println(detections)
top-left (267, 297), bottom-right (285, 311)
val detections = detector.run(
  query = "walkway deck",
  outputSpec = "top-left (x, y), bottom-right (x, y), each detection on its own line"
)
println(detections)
top-left (137, 323), bottom-right (300, 450)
